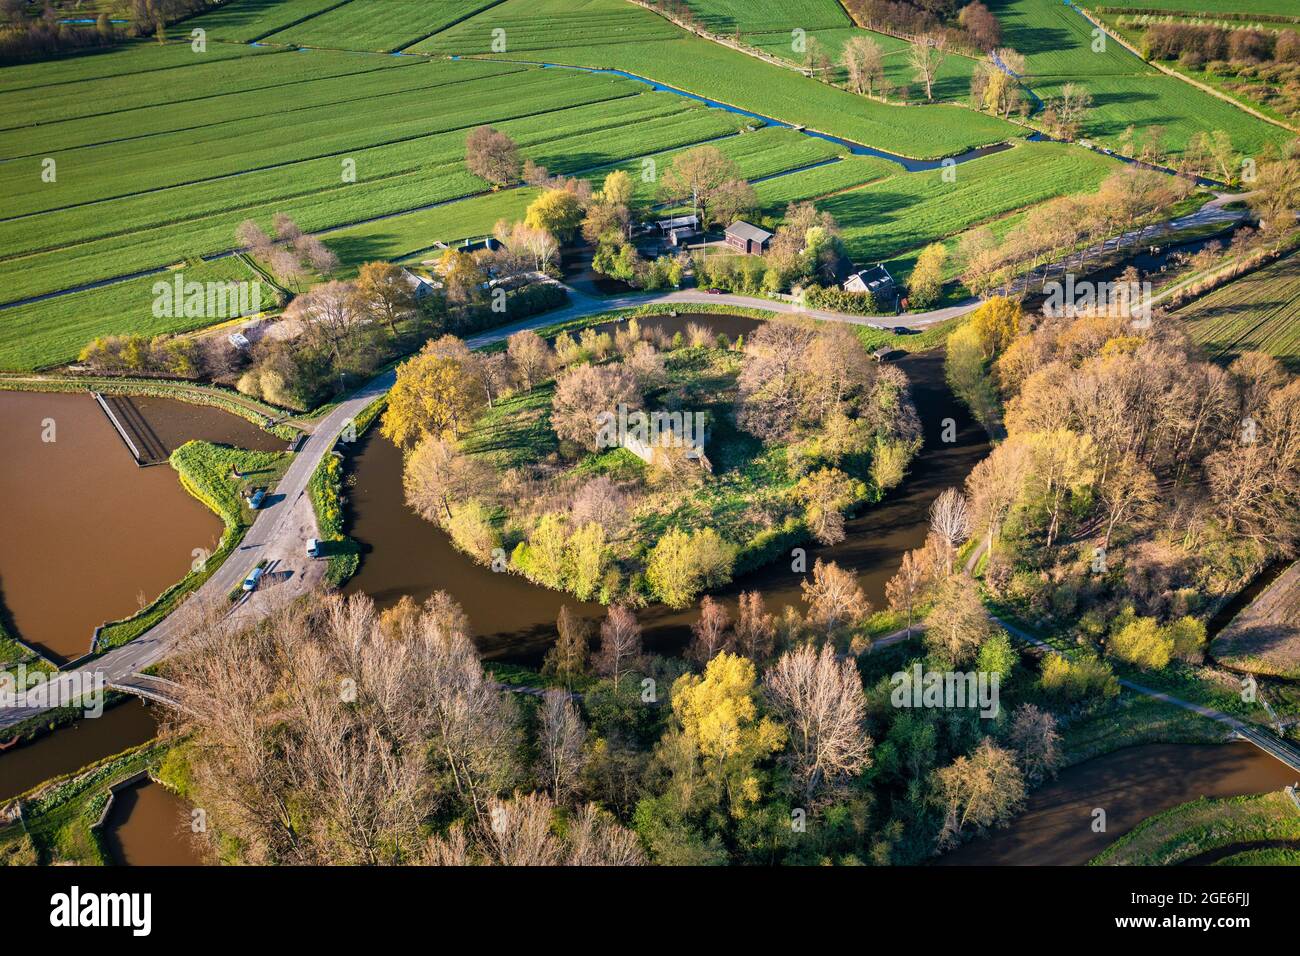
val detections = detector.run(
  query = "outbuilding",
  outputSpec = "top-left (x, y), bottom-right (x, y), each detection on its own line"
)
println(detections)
top-left (725, 220), bottom-right (773, 255)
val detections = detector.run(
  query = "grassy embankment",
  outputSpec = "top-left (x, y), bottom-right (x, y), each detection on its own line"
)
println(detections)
top-left (1091, 790), bottom-right (1300, 865)
top-left (0, 740), bottom-right (169, 866)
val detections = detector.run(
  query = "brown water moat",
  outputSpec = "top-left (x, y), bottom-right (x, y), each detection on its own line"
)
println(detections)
top-left (100, 779), bottom-right (204, 866)
top-left (942, 743), bottom-right (1298, 866)
top-left (0, 390), bottom-right (279, 663)
top-left (345, 328), bottom-right (990, 663)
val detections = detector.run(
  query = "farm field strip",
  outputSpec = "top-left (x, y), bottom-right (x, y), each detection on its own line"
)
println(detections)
top-left (409, 0), bottom-right (683, 55)
top-left (266, 0), bottom-right (508, 53)
top-left (410, 0), bottom-right (1019, 158)
top-left (0, 45), bottom-right (417, 132)
top-left (1174, 251), bottom-right (1300, 371)
top-left (987, 0), bottom-right (1152, 78)
top-left (0, 55), bottom-right (521, 159)
top-left (991, 0), bottom-right (1288, 156)
top-left (182, 0), bottom-right (356, 43)
top-left (0, 93), bottom-right (753, 303)
top-left (753, 155), bottom-right (899, 210)
top-left (0, 39), bottom-right (258, 95)
top-left (0, 60), bottom-right (533, 213)
top-left (820, 141), bottom-right (1119, 264)
top-left (0, 259), bottom-right (263, 372)
top-left (678, 0), bottom-right (851, 33)
top-left (1031, 70), bottom-right (1293, 156)
top-left (0, 68), bottom-right (643, 233)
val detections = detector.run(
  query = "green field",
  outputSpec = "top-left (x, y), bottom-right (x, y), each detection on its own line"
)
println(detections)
top-left (679, 0), bottom-right (851, 33)
top-left (0, 259), bottom-right (262, 371)
top-left (815, 141), bottom-right (1119, 264)
top-left (266, 0), bottom-right (506, 52)
top-left (411, 0), bottom-right (1021, 158)
top-left (988, 0), bottom-right (1289, 156)
top-left (1175, 252), bottom-right (1300, 371)
top-left (182, 0), bottom-right (350, 43)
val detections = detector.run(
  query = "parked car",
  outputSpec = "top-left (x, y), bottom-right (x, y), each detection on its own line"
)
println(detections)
top-left (228, 331), bottom-right (251, 349)
top-left (307, 538), bottom-right (320, 558)
top-left (242, 566), bottom-right (265, 592)
top-left (247, 487), bottom-right (266, 510)
top-left (893, 326), bottom-right (914, 335)
top-left (704, 288), bottom-right (723, 295)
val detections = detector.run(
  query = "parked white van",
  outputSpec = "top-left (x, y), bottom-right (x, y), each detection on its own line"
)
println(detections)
top-left (307, 538), bottom-right (320, 558)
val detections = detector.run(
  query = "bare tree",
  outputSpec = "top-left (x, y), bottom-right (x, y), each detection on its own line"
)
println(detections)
top-left (801, 559), bottom-right (871, 641)
top-left (909, 34), bottom-right (946, 102)
top-left (506, 329), bottom-right (553, 392)
top-left (594, 605), bottom-right (643, 690)
top-left (404, 435), bottom-right (493, 523)
top-left (1007, 704), bottom-right (1062, 786)
top-left (842, 34), bottom-right (884, 96)
top-left (764, 643), bottom-right (873, 804)
top-left (688, 595), bottom-right (732, 666)
top-left (734, 590), bottom-right (776, 664)
top-left (536, 690), bottom-right (587, 802)
top-left (929, 487), bottom-right (972, 574)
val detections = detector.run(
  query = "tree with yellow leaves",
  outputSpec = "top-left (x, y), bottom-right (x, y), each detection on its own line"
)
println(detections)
top-left (381, 340), bottom-right (482, 449)
top-left (657, 652), bottom-right (786, 821)
top-left (524, 188), bottom-right (584, 242)
top-left (969, 295), bottom-right (1022, 359)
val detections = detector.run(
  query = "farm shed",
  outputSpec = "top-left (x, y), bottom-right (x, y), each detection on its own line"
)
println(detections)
top-left (725, 221), bottom-right (773, 254)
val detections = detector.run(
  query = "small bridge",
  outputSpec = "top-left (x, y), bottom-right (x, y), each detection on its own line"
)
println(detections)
top-left (93, 392), bottom-right (170, 466)
top-left (1235, 724), bottom-right (1300, 774)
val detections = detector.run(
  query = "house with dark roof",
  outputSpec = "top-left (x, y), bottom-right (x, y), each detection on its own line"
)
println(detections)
top-left (843, 263), bottom-right (897, 304)
top-left (725, 220), bottom-right (773, 255)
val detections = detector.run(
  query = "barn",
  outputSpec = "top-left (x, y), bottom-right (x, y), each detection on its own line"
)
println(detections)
top-left (725, 220), bottom-right (773, 255)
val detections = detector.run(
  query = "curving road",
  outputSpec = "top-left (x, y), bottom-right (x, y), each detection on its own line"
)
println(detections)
top-left (0, 198), bottom-right (1259, 729)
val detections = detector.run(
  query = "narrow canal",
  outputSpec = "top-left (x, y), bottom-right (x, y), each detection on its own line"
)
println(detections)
top-left (344, 318), bottom-right (991, 663)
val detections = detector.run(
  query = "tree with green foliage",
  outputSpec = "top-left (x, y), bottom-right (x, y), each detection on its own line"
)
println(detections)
top-left (646, 527), bottom-right (736, 609)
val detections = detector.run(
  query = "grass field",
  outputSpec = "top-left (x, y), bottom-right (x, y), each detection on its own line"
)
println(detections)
top-left (817, 141), bottom-right (1119, 264)
top-left (411, 0), bottom-right (1020, 158)
top-left (182, 0), bottom-right (350, 43)
top-left (1175, 251), bottom-right (1300, 371)
top-left (0, 259), bottom-right (263, 371)
top-left (988, 0), bottom-right (1289, 156)
top-left (679, 0), bottom-right (851, 33)
top-left (266, 0), bottom-right (506, 52)
top-left (1091, 790), bottom-right (1300, 865)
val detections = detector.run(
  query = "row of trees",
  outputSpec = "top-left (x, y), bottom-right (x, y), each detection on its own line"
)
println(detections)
top-left (1143, 22), bottom-right (1300, 70)
top-left (165, 565), bottom-right (1063, 864)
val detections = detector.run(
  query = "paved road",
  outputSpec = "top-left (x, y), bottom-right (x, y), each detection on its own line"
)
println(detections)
top-left (0, 200), bottom-right (1261, 729)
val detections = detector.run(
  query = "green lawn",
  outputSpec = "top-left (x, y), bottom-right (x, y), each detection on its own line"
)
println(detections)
top-left (266, 0), bottom-right (506, 52)
top-left (414, 0), bottom-right (1021, 158)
